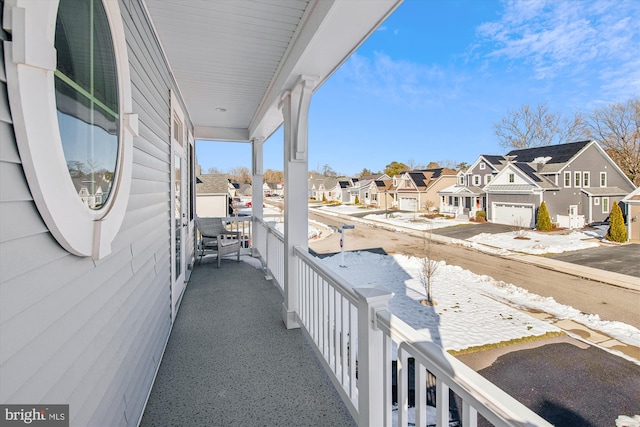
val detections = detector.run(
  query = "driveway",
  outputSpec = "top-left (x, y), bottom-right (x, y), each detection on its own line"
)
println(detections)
top-left (431, 222), bottom-right (513, 240)
top-left (458, 337), bottom-right (640, 427)
top-left (550, 243), bottom-right (640, 278)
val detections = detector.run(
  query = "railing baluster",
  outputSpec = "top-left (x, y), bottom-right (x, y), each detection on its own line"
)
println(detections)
top-left (398, 347), bottom-right (408, 427)
top-left (383, 334), bottom-right (392, 427)
top-left (463, 400), bottom-right (478, 427)
top-left (415, 360), bottom-right (427, 427)
top-left (436, 377), bottom-right (449, 427)
top-left (349, 302), bottom-right (357, 401)
top-left (341, 296), bottom-right (348, 390)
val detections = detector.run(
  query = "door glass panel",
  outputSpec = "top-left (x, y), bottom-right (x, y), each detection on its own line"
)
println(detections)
top-left (174, 155), bottom-right (182, 281)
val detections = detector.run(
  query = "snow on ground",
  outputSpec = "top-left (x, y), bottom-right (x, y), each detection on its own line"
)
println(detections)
top-left (319, 251), bottom-right (559, 352)
top-left (311, 204), bottom-right (384, 215)
top-left (318, 251), bottom-right (640, 350)
top-left (236, 205), bottom-right (282, 216)
top-left (314, 203), bottom-right (605, 255)
top-left (364, 212), bottom-right (473, 231)
top-left (466, 230), bottom-right (602, 254)
top-left (272, 221), bottom-right (322, 240)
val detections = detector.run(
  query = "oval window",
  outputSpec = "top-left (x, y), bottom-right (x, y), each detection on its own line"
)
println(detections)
top-left (54, 0), bottom-right (119, 210)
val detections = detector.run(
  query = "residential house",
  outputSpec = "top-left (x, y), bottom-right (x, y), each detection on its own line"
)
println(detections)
top-left (308, 172), bottom-right (324, 199)
top-left (439, 155), bottom-right (504, 218)
top-left (370, 178), bottom-right (395, 209)
top-left (622, 187), bottom-right (640, 241)
top-left (393, 168), bottom-right (457, 211)
top-left (263, 182), bottom-right (284, 197)
top-left (451, 141), bottom-right (636, 228)
top-left (0, 1), bottom-right (552, 426)
top-left (196, 174), bottom-right (232, 218)
top-left (237, 183), bottom-right (253, 197)
top-left (338, 178), bottom-right (356, 202)
top-left (317, 177), bottom-right (341, 202)
top-left (348, 174), bottom-right (390, 205)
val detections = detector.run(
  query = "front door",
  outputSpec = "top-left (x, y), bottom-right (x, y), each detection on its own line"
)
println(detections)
top-left (171, 94), bottom-right (188, 321)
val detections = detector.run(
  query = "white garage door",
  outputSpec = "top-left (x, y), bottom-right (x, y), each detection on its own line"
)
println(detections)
top-left (493, 203), bottom-right (534, 227)
top-left (399, 197), bottom-right (417, 211)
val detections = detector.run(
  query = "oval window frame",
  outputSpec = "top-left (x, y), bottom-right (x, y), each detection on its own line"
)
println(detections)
top-left (4, 0), bottom-right (137, 259)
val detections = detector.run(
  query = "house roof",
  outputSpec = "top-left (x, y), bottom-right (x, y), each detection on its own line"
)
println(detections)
top-left (196, 174), bottom-right (230, 194)
top-left (581, 187), bottom-right (630, 197)
top-left (375, 179), bottom-right (393, 190)
top-left (484, 184), bottom-right (535, 192)
top-left (238, 183), bottom-right (252, 194)
top-left (511, 162), bottom-right (558, 189)
top-left (404, 168), bottom-right (456, 190)
top-left (144, 0), bottom-right (402, 143)
top-left (482, 155), bottom-right (505, 166)
top-left (507, 140), bottom-right (591, 164)
top-left (438, 184), bottom-right (484, 195)
top-left (622, 187), bottom-right (640, 203)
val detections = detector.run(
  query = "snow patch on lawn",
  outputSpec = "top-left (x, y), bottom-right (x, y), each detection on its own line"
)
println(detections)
top-left (364, 212), bottom-right (473, 231)
top-left (466, 230), bottom-right (601, 254)
top-left (319, 251), bottom-right (640, 350)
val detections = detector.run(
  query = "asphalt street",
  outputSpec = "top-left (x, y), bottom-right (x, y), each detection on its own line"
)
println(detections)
top-left (550, 244), bottom-right (640, 277)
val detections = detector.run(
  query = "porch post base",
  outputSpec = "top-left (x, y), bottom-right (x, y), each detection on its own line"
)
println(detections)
top-left (282, 304), bottom-right (300, 330)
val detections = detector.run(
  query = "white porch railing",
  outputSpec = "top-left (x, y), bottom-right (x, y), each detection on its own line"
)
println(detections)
top-left (255, 217), bottom-right (285, 292)
top-left (251, 221), bottom-right (551, 427)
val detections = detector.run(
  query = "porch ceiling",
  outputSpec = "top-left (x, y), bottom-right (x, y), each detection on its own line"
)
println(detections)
top-left (144, 0), bottom-right (402, 142)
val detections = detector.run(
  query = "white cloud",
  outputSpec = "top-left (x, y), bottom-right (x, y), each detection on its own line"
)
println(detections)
top-left (339, 52), bottom-right (466, 108)
top-left (475, 0), bottom-right (640, 98)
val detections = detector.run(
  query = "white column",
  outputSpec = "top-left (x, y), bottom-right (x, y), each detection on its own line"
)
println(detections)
top-left (251, 138), bottom-right (264, 258)
top-left (280, 76), bottom-right (316, 329)
top-left (355, 287), bottom-right (394, 426)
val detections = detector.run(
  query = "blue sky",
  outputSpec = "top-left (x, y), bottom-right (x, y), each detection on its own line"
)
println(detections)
top-left (197, 0), bottom-right (640, 177)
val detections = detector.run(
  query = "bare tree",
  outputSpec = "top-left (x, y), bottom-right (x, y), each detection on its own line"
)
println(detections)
top-left (322, 164), bottom-right (337, 177)
top-left (426, 161), bottom-right (440, 169)
top-left (263, 169), bottom-right (284, 183)
top-left (228, 166), bottom-right (251, 183)
top-left (207, 167), bottom-right (222, 174)
top-left (419, 231), bottom-right (440, 305)
top-left (510, 216), bottom-right (530, 239)
top-left (494, 102), bottom-right (586, 150)
top-left (587, 97), bottom-right (640, 185)
top-left (434, 160), bottom-right (457, 169)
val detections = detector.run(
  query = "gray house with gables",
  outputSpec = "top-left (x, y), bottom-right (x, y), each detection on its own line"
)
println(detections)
top-left (441, 141), bottom-right (636, 228)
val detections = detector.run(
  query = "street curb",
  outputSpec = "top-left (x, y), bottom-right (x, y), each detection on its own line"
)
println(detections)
top-left (309, 207), bottom-right (640, 292)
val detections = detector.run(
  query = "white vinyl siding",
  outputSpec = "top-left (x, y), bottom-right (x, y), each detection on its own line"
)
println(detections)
top-left (0, 2), bottom-right (189, 425)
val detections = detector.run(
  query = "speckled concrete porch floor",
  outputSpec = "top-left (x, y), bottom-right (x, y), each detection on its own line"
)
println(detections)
top-left (140, 257), bottom-right (355, 426)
